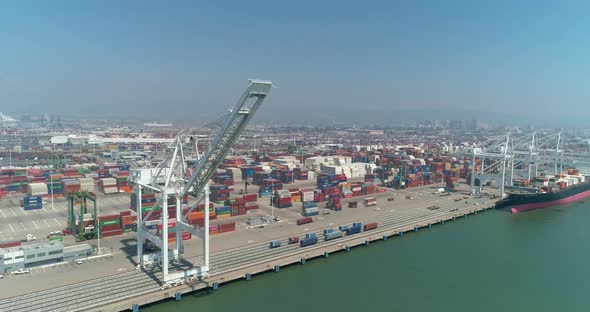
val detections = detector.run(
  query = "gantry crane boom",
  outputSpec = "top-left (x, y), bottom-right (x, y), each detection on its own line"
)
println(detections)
top-left (181, 80), bottom-right (272, 218)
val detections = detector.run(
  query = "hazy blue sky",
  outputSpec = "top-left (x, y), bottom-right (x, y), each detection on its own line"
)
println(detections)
top-left (2, 1), bottom-right (590, 124)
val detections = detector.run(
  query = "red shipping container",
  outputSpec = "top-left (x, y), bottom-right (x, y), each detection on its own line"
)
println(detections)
top-left (101, 229), bottom-right (123, 237)
top-left (245, 204), bottom-right (259, 210)
top-left (189, 218), bottom-right (205, 227)
top-left (297, 217), bottom-right (313, 225)
top-left (100, 224), bottom-right (121, 232)
top-left (157, 220), bottom-right (176, 230)
top-left (242, 193), bottom-right (257, 202)
top-left (363, 223), bottom-right (378, 231)
top-left (182, 231), bottom-right (191, 240)
top-left (98, 214), bottom-right (119, 222)
top-left (218, 222), bottom-right (236, 233)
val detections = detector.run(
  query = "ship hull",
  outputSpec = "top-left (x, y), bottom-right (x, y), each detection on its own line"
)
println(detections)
top-left (496, 181), bottom-right (590, 213)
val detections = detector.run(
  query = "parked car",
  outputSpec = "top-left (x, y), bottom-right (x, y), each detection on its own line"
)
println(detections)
top-left (14, 269), bottom-right (30, 275)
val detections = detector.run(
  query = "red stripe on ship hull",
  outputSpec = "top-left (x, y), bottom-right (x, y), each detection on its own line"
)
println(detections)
top-left (511, 189), bottom-right (590, 213)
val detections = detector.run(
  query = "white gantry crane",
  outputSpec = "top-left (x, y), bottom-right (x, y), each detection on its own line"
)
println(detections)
top-left (464, 131), bottom-right (590, 198)
top-left (130, 80), bottom-right (272, 283)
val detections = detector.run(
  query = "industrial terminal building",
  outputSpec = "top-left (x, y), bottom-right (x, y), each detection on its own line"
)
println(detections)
top-left (0, 241), bottom-right (92, 273)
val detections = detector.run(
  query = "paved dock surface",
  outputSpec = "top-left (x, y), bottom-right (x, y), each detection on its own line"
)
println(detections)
top-left (0, 184), bottom-right (496, 312)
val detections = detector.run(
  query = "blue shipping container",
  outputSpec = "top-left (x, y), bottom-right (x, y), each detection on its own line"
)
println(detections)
top-left (302, 201), bottom-right (318, 209)
top-left (269, 240), bottom-right (281, 248)
top-left (324, 231), bottom-right (342, 241)
top-left (346, 226), bottom-right (361, 235)
top-left (303, 211), bottom-right (319, 217)
top-left (300, 237), bottom-right (318, 247)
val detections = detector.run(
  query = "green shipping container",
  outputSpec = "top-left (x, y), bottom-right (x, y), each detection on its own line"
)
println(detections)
top-left (100, 219), bottom-right (120, 226)
top-left (141, 206), bottom-right (161, 213)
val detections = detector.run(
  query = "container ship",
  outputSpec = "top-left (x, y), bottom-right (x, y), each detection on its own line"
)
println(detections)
top-left (496, 169), bottom-right (590, 213)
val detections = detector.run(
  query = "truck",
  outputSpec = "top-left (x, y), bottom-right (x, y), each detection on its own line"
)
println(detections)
top-left (288, 236), bottom-right (300, 244)
top-left (269, 240), bottom-right (281, 248)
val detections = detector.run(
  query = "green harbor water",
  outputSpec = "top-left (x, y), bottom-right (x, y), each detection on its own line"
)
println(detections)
top-left (143, 202), bottom-right (590, 312)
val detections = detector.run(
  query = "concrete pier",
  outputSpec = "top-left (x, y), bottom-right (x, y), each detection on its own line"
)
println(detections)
top-left (89, 202), bottom-right (495, 312)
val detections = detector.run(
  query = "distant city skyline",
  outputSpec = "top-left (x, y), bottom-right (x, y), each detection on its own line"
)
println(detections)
top-left (2, 1), bottom-right (590, 127)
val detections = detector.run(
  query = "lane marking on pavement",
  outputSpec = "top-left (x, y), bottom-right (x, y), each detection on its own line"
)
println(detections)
top-left (31, 220), bottom-right (40, 229)
top-left (20, 222), bottom-right (27, 230)
top-left (8, 223), bottom-right (15, 233)
top-left (0, 209), bottom-right (5, 218)
top-left (10, 208), bottom-right (17, 217)
top-left (42, 219), bottom-right (51, 228)
top-left (53, 218), bottom-right (63, 226)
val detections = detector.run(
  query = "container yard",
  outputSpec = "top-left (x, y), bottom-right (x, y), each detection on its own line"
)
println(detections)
top-left (2, 126), bottom-right (586, 312)
top-left (1, 98), bottom-right (589, 311)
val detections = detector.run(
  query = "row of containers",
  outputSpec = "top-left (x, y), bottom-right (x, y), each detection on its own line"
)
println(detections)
top-left (184, 194), bottom-right (259, 226)
top-left (156, 221), bottom-right (192, 243)
top-left (130, 193), bottom-right (190, 222)
top-left (154, 219), bottom-right (237, 240)
top-left (242, 166), bottom-right (309, 183)
top-left (131, 192), bottom-right (260, 226)
top-left (271, 222), bottom-right (379, 248)
top-left (258, 179), bottom-right (284, 196)
top-left (264, 182), bottom-right (383, 211)
top-left (0, 167), bottom-right (133, 196)
top-left (212, 168), bottom-right (235, 188)
top-left (97, 211), bottom-right (138, 237)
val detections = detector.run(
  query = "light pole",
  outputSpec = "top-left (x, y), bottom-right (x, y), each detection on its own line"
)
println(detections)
top-left (270, 182), bottom-right (274, 223)
top-left (97, 197), bottom-right (101, 254)
top-left (50, 175), bottom-right (54, 211)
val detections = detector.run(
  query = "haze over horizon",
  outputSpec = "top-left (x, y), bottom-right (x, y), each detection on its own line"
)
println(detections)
top-left (2, 1), bottom-right (590, 126)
